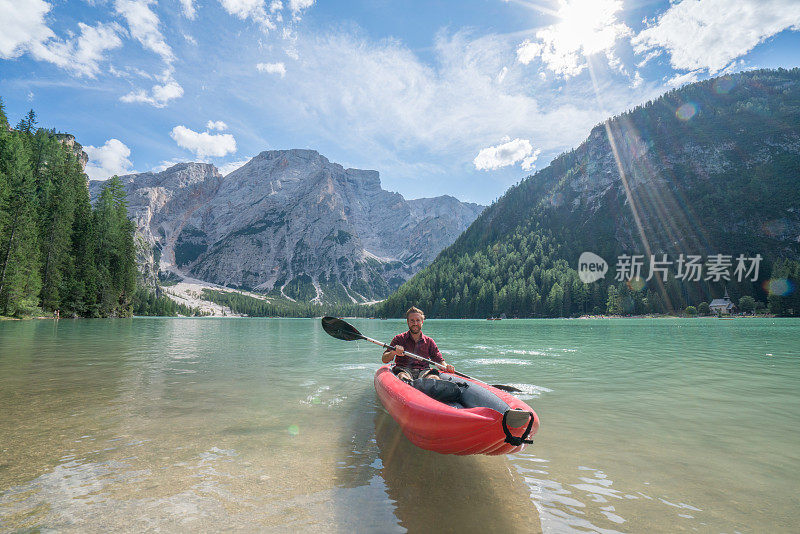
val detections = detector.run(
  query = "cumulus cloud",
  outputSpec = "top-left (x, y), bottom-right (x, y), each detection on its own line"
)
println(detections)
top-left (206, 120), bottom-right (228, 131)
top-left (84, 139), bottom-right (134, 181)
top-left (632, 0), bottom-right (800, 74)
top-left (0, 1), bottom-right (122, 77)
top-left (521, 148), bottom-right (542, 171)
top-left (170, 125), bottom-right (237, 159)
top-left (0, 0), bottom-right (54, 59)
top-left (516, 0), bottom-right (631, 77)
top-left (256, 61), bottom-right (286, 76)
top-left (474, 138), bottom-right (538, 171)
top-left (35, 22), bottom-right (124, 77)
top-left (121, 78), bottom-right (184, 107)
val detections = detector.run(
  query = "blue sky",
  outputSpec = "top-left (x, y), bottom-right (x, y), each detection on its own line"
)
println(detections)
top-left (1, 0), bottom-right (799, 204)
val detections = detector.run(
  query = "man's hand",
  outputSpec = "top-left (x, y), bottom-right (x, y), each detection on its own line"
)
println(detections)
top-left (382, 346), bottom-right (404, 364)
top-left (443, 362), bottom-right (455, 373)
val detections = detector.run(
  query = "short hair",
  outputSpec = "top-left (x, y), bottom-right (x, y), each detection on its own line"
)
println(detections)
top-left (406, 306), bottom-right (425, 319)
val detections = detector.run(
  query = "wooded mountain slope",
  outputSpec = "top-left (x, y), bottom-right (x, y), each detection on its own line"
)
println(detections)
top-left (380, 69), bottom-right (800, 318)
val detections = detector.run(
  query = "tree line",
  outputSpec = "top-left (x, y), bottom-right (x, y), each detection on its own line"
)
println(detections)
top-left (0, 101), bottom-right (138, 317)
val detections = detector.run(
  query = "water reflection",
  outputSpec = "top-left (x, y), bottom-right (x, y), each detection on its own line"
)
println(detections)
top-left (330, 388), bottom-right (542, 534)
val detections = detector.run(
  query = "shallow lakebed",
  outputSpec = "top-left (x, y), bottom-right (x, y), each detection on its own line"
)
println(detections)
top-left (1, 318), bottom-right (798, 532)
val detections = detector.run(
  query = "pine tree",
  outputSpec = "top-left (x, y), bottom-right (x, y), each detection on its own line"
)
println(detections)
top-left (38, 146), bottom-right (78, 311)
top-left (0, 135), bottom-right (41, 315)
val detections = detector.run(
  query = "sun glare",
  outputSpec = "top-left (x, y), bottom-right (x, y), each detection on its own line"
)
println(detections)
top-left (519, 0), bottom-right (630, 76)
top-left (555, 0), bottom-right (628, 55)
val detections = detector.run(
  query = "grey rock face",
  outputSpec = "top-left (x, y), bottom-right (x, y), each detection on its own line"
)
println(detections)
top-left (90, 150), bottom-right (483, 303)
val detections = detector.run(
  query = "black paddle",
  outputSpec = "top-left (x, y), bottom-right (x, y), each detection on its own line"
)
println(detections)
top-left (321, 316), bottom-right (523, 393)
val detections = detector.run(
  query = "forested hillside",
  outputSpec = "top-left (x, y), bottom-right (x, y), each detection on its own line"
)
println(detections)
top-left (0, 100), bottom-right (138, 317)
top-left (379, 69), bottom-right (800, 318)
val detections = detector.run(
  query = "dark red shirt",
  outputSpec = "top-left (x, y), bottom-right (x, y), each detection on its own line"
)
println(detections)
top-left (390, 331), bottom-right (443, 370)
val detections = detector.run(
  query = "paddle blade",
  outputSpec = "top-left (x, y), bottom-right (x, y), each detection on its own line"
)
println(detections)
top-left (321, 316), bottom-right (365, 342)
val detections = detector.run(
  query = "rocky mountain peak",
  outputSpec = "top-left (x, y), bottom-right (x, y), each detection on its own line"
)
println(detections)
top-left (96, 150), bottom-right (484, 304)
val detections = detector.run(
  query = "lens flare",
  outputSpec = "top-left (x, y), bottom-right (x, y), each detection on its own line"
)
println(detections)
top-left (763, 278), bottom-right (794, 297)
top-left (627, 277), bottom-right (645, 292)
top-left (713, 77), bottom-right (736, 94)
top-left (676, 103), bottom-right (697, 121)
top-left (288, 424), bottom-right (300, 436)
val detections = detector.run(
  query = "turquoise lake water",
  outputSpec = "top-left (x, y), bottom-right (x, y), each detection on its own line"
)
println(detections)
top-left (1, 318), bottom-right (798, 532)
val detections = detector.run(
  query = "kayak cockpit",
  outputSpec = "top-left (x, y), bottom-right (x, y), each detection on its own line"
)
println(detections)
top-left (409, 373), bottom-right (510, 412)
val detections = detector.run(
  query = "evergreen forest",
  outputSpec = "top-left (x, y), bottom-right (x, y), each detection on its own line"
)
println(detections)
top-left (0, 101), bottom-right (138, 318)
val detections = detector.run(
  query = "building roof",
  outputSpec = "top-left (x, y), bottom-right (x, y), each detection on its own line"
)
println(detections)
top-left (709, 299), bottom-right (735, 308)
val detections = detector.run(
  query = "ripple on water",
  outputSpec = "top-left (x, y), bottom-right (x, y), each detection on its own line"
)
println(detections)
top-left (463, 358), bottom-right (532, 366)
top-left (505, 384), bottom-right (552, 400)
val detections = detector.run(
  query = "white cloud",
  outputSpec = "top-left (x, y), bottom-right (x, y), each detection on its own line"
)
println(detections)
top-left (256, 61), bottom-right (286, 76)
top-left (121, 79), bottom-right (184, 107)
top-left (179, 0), bottom-right (197, 19)
top-left (0, 0), bottom-right (53, 59)
top-left (114, 0), bottom-right (175, 64)
top-left (0, 1), bottom-right (122, 77)
top-left (269, 0), bottom-right (283, 12)
top-left (219, 0), bottom-right (276, 31)
top-left (33, 22), bottom-right (123, 77)
top-left (666, 69), bottom-right (702, 88)
top-left (170, 125), bottom-right (237, 158)
top-left (289, 0), bottom-right (314, 14)
top-left (84, 139), bottom-right (133, 181)
top-left (632, 0), bottom-right (800, 74)
top-left (206, 120), bottom-right (228, 131)
top-left (516, 0), bottom-right (631, 77)
top-left (630, 71), bottom-right (643, 89)
top-left (256, 30), bottom-right (606, 162)
top-left (516, 40), bottom-right (542, 65)
top-left (228, 27), bottom-right (663, 200)
top-left (218, 158), bottom-right (251, 175)
top-left (522, 148), bottom-right (542, 171)
top-left (474, 138), bottom-right (536, 171)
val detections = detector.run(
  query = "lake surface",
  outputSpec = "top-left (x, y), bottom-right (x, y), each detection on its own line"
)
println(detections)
top-left (1, 318), bottom-right (798, 532)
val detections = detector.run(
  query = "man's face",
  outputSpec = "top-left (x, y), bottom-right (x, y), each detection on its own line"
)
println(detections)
top-left (407, 312), bottom-right (424, 334)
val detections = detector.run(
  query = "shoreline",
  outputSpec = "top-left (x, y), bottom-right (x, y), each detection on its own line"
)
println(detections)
top-left (4, 313), bottom-right (782, 321)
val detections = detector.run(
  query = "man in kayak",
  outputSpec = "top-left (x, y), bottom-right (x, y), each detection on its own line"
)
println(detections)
top-left (382, 306), bottom-right (455, 382)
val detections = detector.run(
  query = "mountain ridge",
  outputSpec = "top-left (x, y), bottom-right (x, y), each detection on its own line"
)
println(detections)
top-left (90, 149), bottom-right (484, 305)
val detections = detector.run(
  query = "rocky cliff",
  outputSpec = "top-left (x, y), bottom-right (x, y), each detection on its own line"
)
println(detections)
top-left (90, 150), bottom-right (483, 303)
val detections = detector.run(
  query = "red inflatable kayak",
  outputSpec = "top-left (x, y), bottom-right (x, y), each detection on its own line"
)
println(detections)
top-left (374, 365), bottom-right (539, 455)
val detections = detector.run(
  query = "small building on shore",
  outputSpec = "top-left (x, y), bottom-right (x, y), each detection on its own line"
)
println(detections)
top-left (709, 290), bottom-right (736, 315)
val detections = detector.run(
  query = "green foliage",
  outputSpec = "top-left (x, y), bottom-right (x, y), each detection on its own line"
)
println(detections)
top-left (377, 69), bottom-right (800, 318)
top-left (767, 259), bottom-right (800, 316)
top-left (698, 302), bottom-right (710, 316)
top-left (0, 102), bottom-right (139, 317)
top-left (739, 295), bottom-right (756, 313)
top-left (201, 289), bottom-right (373, 318)
top-left (131, 287), bottom-right (205, 317)
top-left (685, 306), bottom-right (697, 316)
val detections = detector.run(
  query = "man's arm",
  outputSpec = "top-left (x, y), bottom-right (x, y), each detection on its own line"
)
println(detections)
top-left (382, 337), bottom-right (404, 363)
top-left (430, 340), bottom-right (455, 373)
